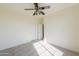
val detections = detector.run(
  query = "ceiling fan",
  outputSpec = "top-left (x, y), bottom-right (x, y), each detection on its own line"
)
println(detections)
top-left (24, 3), bottom-right (50, 16)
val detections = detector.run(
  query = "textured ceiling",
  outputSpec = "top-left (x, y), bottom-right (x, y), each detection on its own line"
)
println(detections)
top-left (0, 3), bottom-right (78, 16)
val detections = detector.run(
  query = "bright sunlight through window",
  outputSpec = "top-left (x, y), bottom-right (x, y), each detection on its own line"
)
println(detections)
top-left (33, 39), bottom-right (63, 56)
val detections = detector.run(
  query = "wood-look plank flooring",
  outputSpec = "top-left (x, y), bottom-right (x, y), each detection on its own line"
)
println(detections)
top-left (0, 40), bottom-right (79, 56)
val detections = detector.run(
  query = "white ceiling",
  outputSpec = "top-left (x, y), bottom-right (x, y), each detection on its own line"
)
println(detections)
top-left (0, 3), bottom-right (78, 16)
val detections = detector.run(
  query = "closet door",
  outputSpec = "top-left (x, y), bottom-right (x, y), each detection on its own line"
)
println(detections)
top-left (37, 24), bottom-right (43, 40)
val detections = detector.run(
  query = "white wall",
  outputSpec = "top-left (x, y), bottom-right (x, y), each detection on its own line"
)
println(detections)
top-left (0, 6), bottom-right (42, 50)
top-left (44, 4), bottom-right (79, 52)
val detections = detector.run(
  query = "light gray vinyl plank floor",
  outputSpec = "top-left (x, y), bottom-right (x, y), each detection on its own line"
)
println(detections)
top-left (0, 40), bottom-right (79, 56)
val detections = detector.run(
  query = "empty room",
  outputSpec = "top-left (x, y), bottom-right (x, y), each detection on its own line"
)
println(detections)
top-left (0, 3), bottom-right (79, 56)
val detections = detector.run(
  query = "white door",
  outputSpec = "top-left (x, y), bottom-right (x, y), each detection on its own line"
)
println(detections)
top-left (37, 24), bottom-right (43, 40)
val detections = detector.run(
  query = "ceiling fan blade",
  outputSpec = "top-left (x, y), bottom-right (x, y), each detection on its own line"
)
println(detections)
top-left (39, 6), bottom-right (50, 10)
top-left (33, 11), bottom-right (38, 15)
top-left (39, 11), bottom-right (45, 15)
top-left (33, 12), bottom-right (35, 15)
top-left (24, 8), bottom-right (34, 10)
